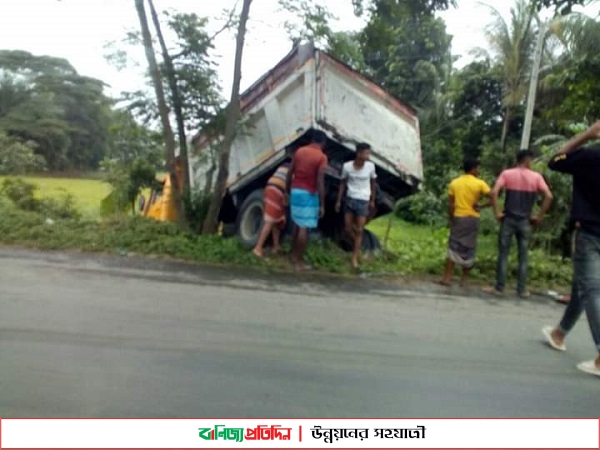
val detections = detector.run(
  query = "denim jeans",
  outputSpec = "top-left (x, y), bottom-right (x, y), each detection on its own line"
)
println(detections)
top-left (559, 229), bottom-right (600, 353)
top-left (495, 216), bottom-right (531, 294)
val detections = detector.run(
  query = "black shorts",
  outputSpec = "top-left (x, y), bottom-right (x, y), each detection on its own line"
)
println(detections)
top-left (344, 197), bottom-right (369, 217)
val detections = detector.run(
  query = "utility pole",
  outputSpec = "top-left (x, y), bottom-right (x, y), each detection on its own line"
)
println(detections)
top-left (520, 21), bottom-right (549, 150)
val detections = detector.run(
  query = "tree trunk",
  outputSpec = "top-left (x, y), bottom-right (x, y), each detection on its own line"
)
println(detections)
top-left (134, 0), bottom-right (180, 218)
top-left (147, 0), bottom-right (191, 200)
top-left (500, 106), bottom-right (511, 153)
top-left (202, 0), bottom-right (253, 234)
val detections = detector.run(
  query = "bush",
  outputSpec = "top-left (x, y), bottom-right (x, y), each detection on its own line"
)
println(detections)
top-left (1, 177), bottom-right (80, 220)
top-left (183, 189), bottom-right (212, 233)
top-left (2, 177), bottom-right (38, 211)
top-left (394, 189), bottom-right (446, 227)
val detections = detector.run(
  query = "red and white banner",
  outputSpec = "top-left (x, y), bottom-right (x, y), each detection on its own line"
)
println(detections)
top-left (0, 418), bottom-right (599, 449)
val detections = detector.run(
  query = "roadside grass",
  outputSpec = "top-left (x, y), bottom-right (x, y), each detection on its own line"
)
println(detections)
top-left (0, 177), bottom-right (572, 291)
top-left (365, 216), bottom-right (571, 290)
top-left (0, 176), bottom-right (110, 219)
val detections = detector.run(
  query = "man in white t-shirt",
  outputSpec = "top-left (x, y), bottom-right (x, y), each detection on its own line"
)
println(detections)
top-left (335, 143), bottom-right (377, 268)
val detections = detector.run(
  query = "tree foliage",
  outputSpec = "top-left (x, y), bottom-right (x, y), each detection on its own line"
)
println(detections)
top-left (0, 132), bottom-right (46, 175)
top-left (0, 51), bottom-right (114, 171)
top-left (360, 0), bottom-right (453, 110)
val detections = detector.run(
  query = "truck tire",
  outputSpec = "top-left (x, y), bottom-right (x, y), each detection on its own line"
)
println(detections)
top-left (338, 229), bottom-right (381, 253)
top-left (362, 229), bottom-right (381, 252)
top-left (236, 189), bottom-right (264, 248)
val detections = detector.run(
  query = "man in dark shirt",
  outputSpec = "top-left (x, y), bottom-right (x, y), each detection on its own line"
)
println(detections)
top-left (542, 121), bottom-right (600, 378)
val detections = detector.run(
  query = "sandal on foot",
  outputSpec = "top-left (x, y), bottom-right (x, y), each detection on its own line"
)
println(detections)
top-left (542, 326), bottom-right (566, 352)
top-left (482, 286), bottom-right (504, 296)
top-left (576, 360), bottom-right (600, 377)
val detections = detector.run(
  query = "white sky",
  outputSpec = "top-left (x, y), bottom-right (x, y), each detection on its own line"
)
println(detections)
top-left (0, 0), bottom-right (597, 100)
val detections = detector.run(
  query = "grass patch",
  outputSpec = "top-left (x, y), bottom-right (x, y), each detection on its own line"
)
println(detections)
top-left (365, 215), bottom-right (571, 290)
top-left (0, 176), bottom-right (111, 219)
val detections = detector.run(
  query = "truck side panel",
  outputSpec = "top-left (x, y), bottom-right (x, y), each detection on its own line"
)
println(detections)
top-left (191, 55), bottom-right (317, 198)
top-left (316, 54), bottom-right (423, 183)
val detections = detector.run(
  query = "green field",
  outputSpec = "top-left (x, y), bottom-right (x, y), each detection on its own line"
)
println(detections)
top-left (0, 176), bottom-right (111, 218)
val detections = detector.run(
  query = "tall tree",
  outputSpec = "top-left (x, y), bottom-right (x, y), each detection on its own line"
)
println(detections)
top-left (147, 0), bottom-right (191, 198)
top-left (360, 0), bottom-right (453, 111)
top-left (0, 51), bottom-right (113, 170)
top-left (483, 0), bottom-right (537, 151)
top-left (541, 12), bottom-right (600, 125)
top-left (134, 0), bottom-right (178, 188)
top-left (202, 0), bottom-right (253, 234)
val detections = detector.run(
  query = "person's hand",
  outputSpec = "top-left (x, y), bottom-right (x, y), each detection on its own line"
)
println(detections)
top-left (335, 201), bottom-right (341, 213)
top-left (473, 204), bottom-right (481, 213)
top-left (586, 120), bottom-right (600, 139)
top-left (530, 214), bottom-right (542, 226)
top-left (495, 212), bottom-right (505, 222)
top-left (319, 206), bottom-right (325, 218)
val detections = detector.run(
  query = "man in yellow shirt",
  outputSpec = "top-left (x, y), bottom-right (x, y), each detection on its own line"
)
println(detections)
top-left (439, 158), bottom-right (493, 287)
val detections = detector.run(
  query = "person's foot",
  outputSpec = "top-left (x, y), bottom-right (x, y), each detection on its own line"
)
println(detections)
top-left (271, 246), bottom-right (281, 256)
top-left (351, 257), bottom-right (359, 269)
top-left (293, 262), bottom-right (312, 272)
top-left (482, 286), bottom-right (504, 296)
top-left (252, 248), bottom-right (264, 258)
top-left (542, 325), bottom-right (566, 351)
top-left (437, 279), bottom-right (452, 287)
top-left (576, 358), bottom-right (600, 377)
top-left (518, 290), bottom-right (531, 298)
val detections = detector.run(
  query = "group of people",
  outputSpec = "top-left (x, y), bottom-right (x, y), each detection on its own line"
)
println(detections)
top-left (252, 130), bottom-right (376, 271)
top-left (250, 122), bottom-right (600, 377)
top-left (443, 122), bottom-right (600, 377)
top-left (440, 149), bottom-right (553, 295)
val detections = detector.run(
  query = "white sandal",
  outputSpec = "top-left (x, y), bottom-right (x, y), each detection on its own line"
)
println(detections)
top-left (542, 326), bottom-right (566, 352)
top-left (576, 360), bottom-right (600, 377)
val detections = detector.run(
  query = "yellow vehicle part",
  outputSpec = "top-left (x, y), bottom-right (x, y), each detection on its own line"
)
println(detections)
top-left (142, 173), bottom-right (178, 222)
top-left (142, 157), bottom-right (183, 222)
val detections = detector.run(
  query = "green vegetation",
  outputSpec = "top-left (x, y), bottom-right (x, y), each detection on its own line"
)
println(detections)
top-left (366, 216), bottom-right (571, 289)
top-left (0, 0), bottom-right (589, 292)
top-left (0, 178), bottom-right (572, 291)
top-left (0, 176), bottom-right (110, 218)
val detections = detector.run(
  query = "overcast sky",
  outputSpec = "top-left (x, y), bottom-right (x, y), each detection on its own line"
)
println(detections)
top-left (0, 0), bottom-right (597, 99)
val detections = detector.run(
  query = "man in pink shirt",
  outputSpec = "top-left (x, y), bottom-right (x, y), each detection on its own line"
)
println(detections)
top-left (485, 150), bottom-right (553, 297)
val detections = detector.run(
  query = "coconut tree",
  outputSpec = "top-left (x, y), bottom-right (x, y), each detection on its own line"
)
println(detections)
top-left (483, 0), bottom-right (538, 151)
top-left (540, 12), bottom-right (600, 125)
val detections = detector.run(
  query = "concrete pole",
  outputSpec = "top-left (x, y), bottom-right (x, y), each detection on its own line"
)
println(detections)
top-left (520, 21), bottom-right (548, 151)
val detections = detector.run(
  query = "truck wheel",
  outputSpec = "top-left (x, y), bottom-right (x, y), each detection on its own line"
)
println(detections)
top-left (338, 228), bottom-right (381, 253)
top-left (362, 229), bottom-right (381, 252)
top-left (236, 189), bottom-right (264, 248)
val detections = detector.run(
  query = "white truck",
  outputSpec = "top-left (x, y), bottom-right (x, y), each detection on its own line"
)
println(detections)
top-left (190, 43), bottom-right (423, 248)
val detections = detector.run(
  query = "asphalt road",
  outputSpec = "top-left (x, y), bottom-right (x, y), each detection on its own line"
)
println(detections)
top-left (0, 248), bottom-right (598, 418)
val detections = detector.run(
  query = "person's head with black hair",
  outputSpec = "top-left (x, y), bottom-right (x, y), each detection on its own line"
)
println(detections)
top-left (311, 130), bottom-right (328, 149)
top-left (463, 157), bottom-right (481, 176)
top-left (355, 142), bottom-right (372, 164)
top-left (516, 149), bottom-right (535, 168)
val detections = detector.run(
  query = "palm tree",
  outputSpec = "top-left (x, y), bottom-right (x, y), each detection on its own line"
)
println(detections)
top-left (539, 12), bottom-right (600, 123)
top-left (483, 0), bottom-right (538, 151)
